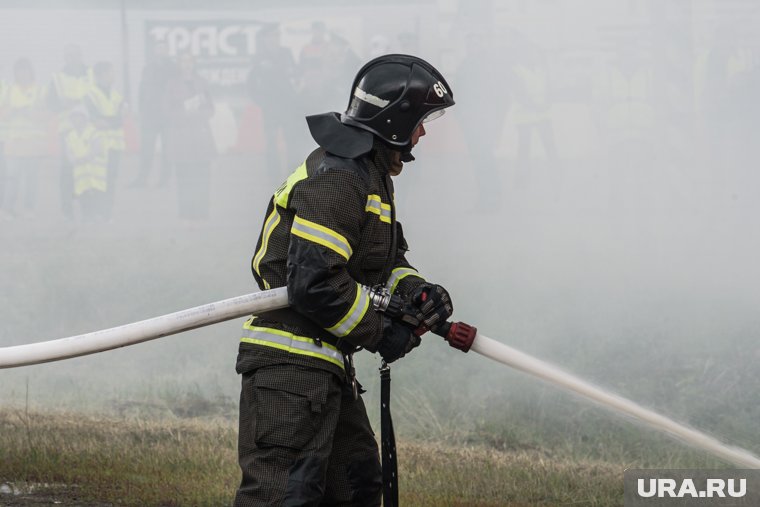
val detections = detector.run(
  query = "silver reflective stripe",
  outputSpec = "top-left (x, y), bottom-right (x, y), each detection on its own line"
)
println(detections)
top-left (386, 267), bottom-right (424, 294)
top-left (291, 216), bottom-right (352, 260)
top-left (327, 285), bottom-right (371, 338)
top-left (241, 322), bottom-right (345, 369)
top-left (354, 87), bottom-right (389, 108)
top-left (365, 196), bottom-right (391, 223)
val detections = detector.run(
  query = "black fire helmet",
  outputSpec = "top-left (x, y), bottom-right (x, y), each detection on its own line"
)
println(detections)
top-left (341, 54), bottom-right (455, 151)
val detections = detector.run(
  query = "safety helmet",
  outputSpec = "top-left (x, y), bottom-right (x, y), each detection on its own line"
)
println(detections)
top-left (341, 54), bottom-right (454, 149)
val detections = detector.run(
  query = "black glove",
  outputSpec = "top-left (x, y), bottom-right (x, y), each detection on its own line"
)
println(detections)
top-left (409, 283), bottom-right (454, 329)
top-left (377, 317), bottom-right (421, 363)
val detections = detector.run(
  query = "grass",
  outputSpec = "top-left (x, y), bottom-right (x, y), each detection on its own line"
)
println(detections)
top-left (0, 409), bottom-right (238, 506)
top-left (400, 442), bottom-right (621, 506)
top-left (2, 166), bottom-right (759, 505)
top-left (0, 408), bottom-right (625, 506)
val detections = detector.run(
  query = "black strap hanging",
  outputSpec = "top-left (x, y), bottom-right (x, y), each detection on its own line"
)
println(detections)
top-left (380, 360), bottom-right (399, 507)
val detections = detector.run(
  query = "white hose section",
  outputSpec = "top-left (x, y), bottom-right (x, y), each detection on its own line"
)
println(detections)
top-left (471, 333), bottom-right (760, 469)
top-left (0, 287), bottom-right (289, 369)
top-left (2, 290), bottom-right (758, 469)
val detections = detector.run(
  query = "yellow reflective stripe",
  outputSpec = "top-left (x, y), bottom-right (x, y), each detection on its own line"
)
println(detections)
top-left (274, 162), bottom-right (308, 208)
top-left (326, 284), bottom-right (370, 337)
top-left (291, 215), bottom-right (352, 260)
top-left (365, 194), bottom-right (391, 224)
top-left (73, 165), bottom-right (107, 178)
top-left (74, 173), bottom-right (107, 195)
top-left (386, 267), bottom-right (424, 294)
top-left (252, 208), bottom-right (281, 284)
top-left (241, 320), bottom-right (345, 369)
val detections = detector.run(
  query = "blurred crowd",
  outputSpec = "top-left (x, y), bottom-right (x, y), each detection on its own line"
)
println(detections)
top-left (2, 9), bottom-right (760, 224)
top-left (456, 21), bottom-right (760, 212)
top-left (0, 41), bottom-right (215, 223)
top-left (0, 46), bottom-right (126, 223)
top-left (0, 20), bottom-right (419, 225)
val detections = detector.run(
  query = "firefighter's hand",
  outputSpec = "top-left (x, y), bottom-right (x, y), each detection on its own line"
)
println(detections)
top-left (378, 318), bottom-right (421, 363)
top-left (409, 283), bottom-right (454, 329)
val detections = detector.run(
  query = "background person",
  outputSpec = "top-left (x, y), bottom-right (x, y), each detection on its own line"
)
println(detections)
top-left (164, 52), bottom-right (215, 221)
top-left (85, 61), bottom-right (125, 221)
top-left (246, 24), bottom-right (299, 181)
top-left (65, 106), bottom-right (108, 222)
top-left (132, 41), bottom-right (175, 188)
top-left (48, 44), bottom-right (90, 221)
top-left (2, 58), bottom-right (48, 219)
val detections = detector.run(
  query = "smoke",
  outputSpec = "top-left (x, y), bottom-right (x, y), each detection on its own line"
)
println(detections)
top-left (1, 0), bottom-right (759, 462)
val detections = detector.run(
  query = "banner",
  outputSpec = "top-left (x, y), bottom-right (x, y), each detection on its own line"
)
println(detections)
top-left (146, 19), bottom-right (266, 95)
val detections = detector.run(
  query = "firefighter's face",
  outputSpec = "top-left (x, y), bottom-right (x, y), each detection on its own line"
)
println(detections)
top-left (389, 125), bottom-right (426, 176)
top-left (411, 124), bottom-right (426, 146)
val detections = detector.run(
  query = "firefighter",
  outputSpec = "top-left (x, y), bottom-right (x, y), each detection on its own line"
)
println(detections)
top-left (234, 54), bottom-right (456, 506)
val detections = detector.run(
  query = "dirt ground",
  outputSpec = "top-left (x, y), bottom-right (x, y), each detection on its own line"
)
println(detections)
top-left (0, 483), bottom-right (113, 507)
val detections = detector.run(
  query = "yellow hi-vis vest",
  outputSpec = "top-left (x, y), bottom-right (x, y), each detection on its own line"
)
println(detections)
top-left (88, 85), bottom-right (125, 152)
top-left (52, 70), bottom-right (92, 133)
top-left (52, 71), bottom-right (90, 102)
top-left (4, 83), bottom-right (48, 157)
top-left (66, 124), bottom-right (108, 195)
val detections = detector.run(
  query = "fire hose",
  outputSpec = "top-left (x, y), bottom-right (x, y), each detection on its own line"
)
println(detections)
top-left (1, 285), bottom-right (759, 474)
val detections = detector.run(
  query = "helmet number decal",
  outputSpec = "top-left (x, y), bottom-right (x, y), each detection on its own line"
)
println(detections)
top-left (433, 81), bottom-right (448, 98)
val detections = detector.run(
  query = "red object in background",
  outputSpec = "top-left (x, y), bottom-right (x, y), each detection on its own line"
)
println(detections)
top-left (233, 103), bottom-right (265, 155)
top-left (123, 112), bottom-right (139, 153)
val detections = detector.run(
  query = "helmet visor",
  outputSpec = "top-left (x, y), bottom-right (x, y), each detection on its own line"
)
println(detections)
top-left (422, 109), bottom-right (446, 123)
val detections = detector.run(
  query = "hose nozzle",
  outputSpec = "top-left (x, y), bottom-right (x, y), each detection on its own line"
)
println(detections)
top-left (432, 321), bottom-right (477, 353)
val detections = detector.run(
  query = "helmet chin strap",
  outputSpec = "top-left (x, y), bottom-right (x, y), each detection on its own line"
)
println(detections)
top-left (400, 150), bottom-right (415, 163)
top-left (396, 141), bottom-right (415, 163)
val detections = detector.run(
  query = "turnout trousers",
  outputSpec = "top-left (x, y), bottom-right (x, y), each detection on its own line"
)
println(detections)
top-left (234, 363), bottom-right (382, 507)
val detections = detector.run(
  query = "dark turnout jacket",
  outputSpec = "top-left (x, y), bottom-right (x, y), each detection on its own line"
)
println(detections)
top-left (236, 113), bottom-right (426, 378)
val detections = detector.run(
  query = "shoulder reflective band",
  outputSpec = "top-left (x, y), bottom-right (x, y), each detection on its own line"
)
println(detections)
top-left (274, 161), bottom-right (308, 208)
top-left (386, 267), bottom-right (424, 294)
top-left (366, 194), bottom-right (391, 224)
top-left (252, 207), bottom-right (281, 289)
top-left (291, 215), bottom-right (353, 260)
top-left (241, 319), bottom-right (345, 369)
top-left (326, 284), bottom-right (371, 338)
